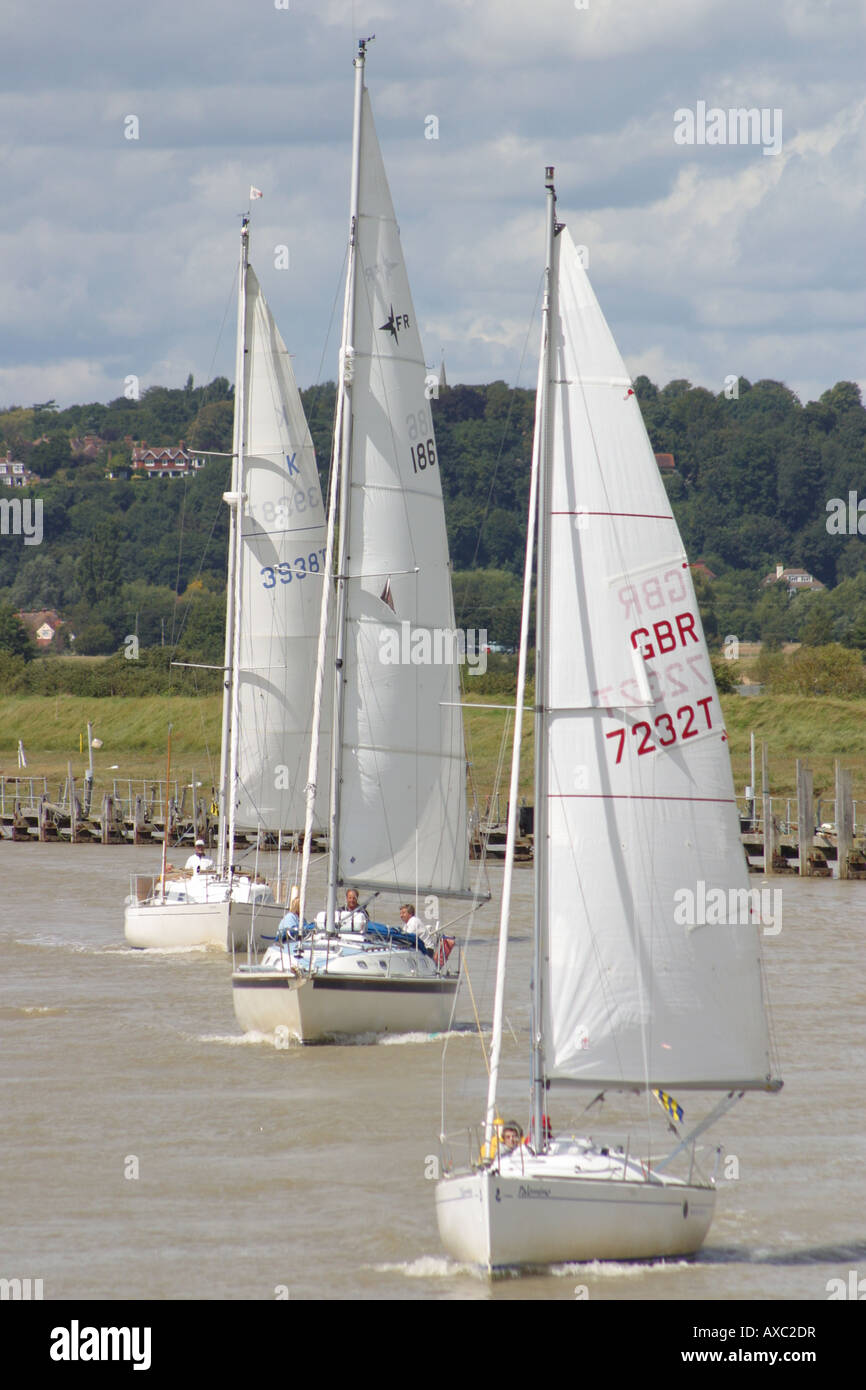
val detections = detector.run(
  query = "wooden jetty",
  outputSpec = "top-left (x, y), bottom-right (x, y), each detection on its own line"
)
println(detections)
top-left (0, 773), bottom-right (327, 853)
top-left (471, 748), bottom-right (866, 878)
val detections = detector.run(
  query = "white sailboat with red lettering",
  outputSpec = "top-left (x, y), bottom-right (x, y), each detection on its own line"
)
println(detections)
top-left (435, 168), bottom-right (781, 1269)
top-left (124, 215), bottom-right (328, 950)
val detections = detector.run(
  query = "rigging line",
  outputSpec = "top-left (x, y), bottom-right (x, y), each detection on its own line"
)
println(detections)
top-left (315, 244), bottom-right (350, 388)
top-left (460, 952), bottom-right (488, 1075)
top-left (454, 268), bottom-right (543, 631)
top-left (440, 711), bottom-right (508, 1133)
top-left (191, 669), bottom-right (218, 793)
top-left (205, 269), bottom-right (240, 385)
top-left (169, 474), bottom-right (189, 653)
top-left (165, 479), bottom-right (228, 652)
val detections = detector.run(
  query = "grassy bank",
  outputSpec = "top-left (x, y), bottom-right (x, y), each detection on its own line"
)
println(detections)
top-left (0, 695), bottom-right (223, 788)
top-left (2, 691), bottom-right (866, 808)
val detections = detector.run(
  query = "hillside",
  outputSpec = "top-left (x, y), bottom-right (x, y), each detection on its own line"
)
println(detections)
top-left (2, 376), bottom-right (866, 659)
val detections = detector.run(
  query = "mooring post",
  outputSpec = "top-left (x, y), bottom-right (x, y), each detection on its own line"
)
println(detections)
top-left (836, 760), bottom-right (853, 880)
top-left (68, 761), bottom-right (76, 845)
top-left (797, 759), bottom-right (814, 876)
top-left (761, 742), bottom-right (775, 874)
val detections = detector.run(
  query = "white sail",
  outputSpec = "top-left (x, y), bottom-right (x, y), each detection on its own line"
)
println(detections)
top-left (234, 267), bottom-right (329, 831)
top-left (336, 89), bottom-right (469, 898)
top-left (540, 227), bottom-right (773, 1089)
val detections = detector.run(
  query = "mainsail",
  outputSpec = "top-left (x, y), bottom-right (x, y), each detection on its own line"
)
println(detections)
top-left (232, 266), bottom-right (329, 832)
top-left (334, 89), bottom-right (469, 899)
top-left (539, 227), bottom-right (773, 1089)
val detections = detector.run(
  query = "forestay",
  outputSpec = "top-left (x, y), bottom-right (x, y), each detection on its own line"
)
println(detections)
top-left (336, 89), bottom-right (469, 899)
top-left (234, 268), bottom-right (329, 831)
top-left (540, 227), bottom-right (773, 1089)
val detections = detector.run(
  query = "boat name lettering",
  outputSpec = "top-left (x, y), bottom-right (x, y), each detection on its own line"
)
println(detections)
top-left (629, 611), bottom-right (698, 660)
top-left (605, 698), bottom-right (714, 763)
top-left (252, 490), bottom-right (322, 527)
top-left (518, 1185), bottom-right (551, 1199)
top-left (593, 654), bottom-right (708, 707)
top-left (617, 568), bottom-right (688, 618)
top-left (261, 550), bottom-right (327, 589)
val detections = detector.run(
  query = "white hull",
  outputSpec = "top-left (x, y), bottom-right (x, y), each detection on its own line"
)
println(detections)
top-left (232, 949), bottom-right (458, 1041)
top-left (124, 900), bottom-right (283, 951)
top-left (436, 1146), bottom-right (716, 1269)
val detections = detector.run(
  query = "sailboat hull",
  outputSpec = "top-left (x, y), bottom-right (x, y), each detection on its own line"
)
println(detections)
top-left (232, 967), bottom-right (458, 1041)
top-left (124, 901), bottom-right (283, 951)
top-left (436, 1163), bottom-right (716, 1269)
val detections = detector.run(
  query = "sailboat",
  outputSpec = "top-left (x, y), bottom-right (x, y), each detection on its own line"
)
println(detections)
top-left (124, 215), bottom-right (328, 950)
top-left (231, 40), bottom-right (475, 1038)
top-left (435, 168), bottom-right (781, 1268)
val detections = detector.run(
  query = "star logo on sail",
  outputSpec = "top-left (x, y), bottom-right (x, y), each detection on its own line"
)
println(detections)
top-left (379, 305), bottom-right (410, 343)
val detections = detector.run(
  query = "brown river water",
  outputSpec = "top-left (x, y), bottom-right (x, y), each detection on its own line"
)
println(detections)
top-left (0, 842), bottom-right (863, 1302)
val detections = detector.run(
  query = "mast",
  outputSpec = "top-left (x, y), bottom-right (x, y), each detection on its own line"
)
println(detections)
top-left (325, 37), bottom-right (369, 933)
top-left (297, 348), bottom-right (344, 932)
top-left (530, 170), bottom-right (558, 1149)
top-left (160, 724), bottom-right (173, 902)
top-left (219, 215), bottom-right (250, 876)
top-left (483, 168), bottom-right (556, 1149)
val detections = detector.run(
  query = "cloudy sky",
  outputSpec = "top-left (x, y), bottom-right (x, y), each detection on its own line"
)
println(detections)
top-left (0, 0), bottom-right (863, 410)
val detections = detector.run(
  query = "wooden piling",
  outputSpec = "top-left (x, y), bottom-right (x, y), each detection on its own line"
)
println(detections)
top-left (836, 761), bottom-right (853, 879)
top-left (761, 742), bottom-right (775, 874)
top-left (797, 760), bottom-right (814, 876)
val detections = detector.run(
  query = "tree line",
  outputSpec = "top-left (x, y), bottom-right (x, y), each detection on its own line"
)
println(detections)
top-left (1, 374), bottom-right (864, 671)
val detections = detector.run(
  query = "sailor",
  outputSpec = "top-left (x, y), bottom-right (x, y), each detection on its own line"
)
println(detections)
top-left (399, 903), bottom-right (436, 954)
top-left (277, 887), bottom-right (302, 940)
top-left (185, 839), bottom-right (214, 873)
top-left (339, 887), bottom-right (368, 932)
top-left (500, 1121), bottom-right (523, 1152)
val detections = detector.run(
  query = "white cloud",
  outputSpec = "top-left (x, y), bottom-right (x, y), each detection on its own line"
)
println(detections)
top-left (0, 2), bottom-right (860, 409)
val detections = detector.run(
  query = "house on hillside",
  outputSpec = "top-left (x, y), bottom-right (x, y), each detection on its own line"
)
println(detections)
top-left (17, 609), bottom-right (65, 648)
top-left (70, 434), bottom-right (106, 458)
top-left (690, 561), bottom-right (717, 581)
top-left (654, 452), bottom-right (676, 473)
top-left (131, 442), bottom-right (206, 479)
top-left (0, 453), bottom-right (40, 488)
top-left (762, 563), bottom-right (825, 596)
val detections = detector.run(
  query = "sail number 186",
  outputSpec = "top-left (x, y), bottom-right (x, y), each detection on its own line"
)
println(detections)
top-left (407, 410), bottom-right (437, 473)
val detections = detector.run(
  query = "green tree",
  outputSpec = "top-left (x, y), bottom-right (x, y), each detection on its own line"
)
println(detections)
top-left (0, 603), bottom-right (34, 660)
top-left (75, 521), bottom-right (121, 605)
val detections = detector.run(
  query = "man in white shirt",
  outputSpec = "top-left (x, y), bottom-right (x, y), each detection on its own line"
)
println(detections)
top-left (339, 887), bottom-right (368, 932)
top-left (399, 903), bottom-right (437, 954)
top-left (185, 839), bottom-right (214, 873)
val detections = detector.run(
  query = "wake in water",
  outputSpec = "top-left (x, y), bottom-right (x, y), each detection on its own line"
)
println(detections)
top-left (372, 1256), bottom-right (488, 1281)
top-left (0, 1004), bottom-right (69, 1019)
top-left (373, 1254), bottom-right (692, 1282)
top-left (192, 1031), bottom-right (283, 1047)
top-left (378, 1025), bottom-right (478, 1046)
